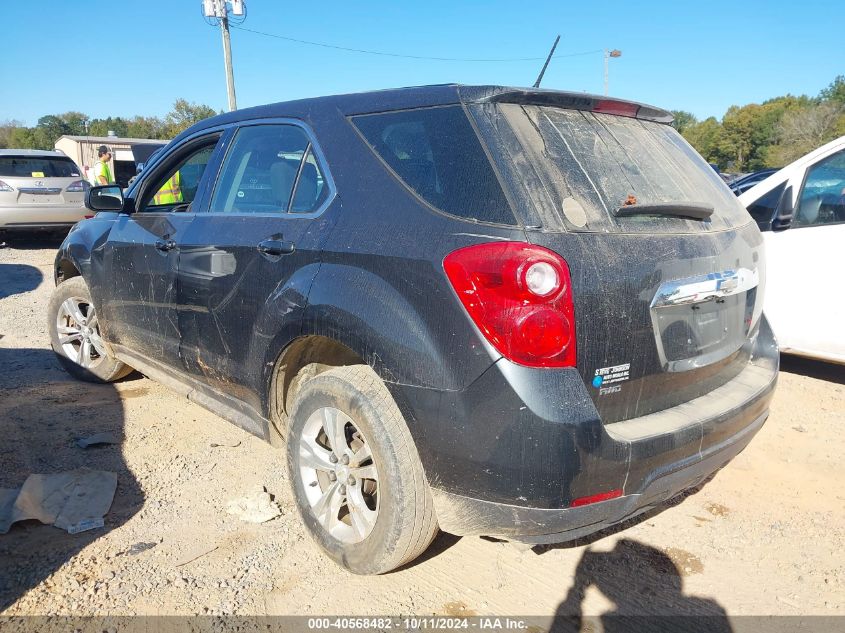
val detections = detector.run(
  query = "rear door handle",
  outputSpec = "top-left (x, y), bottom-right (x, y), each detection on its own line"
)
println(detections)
top-left (257, 239), bottom-right (295, 257)
top-left (155, 238), bottom-right (177, 252)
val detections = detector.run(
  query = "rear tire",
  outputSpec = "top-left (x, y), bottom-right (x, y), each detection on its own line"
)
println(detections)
top-left (287, 364), bottom-right (438, 574)
top-left (47, 276), bottom-right (132, 383)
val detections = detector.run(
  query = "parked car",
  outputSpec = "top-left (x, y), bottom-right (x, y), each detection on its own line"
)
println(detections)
top-left (739, 135), bottom-right (845, 364)
top-left (50, 85), bottom-right (778, 574)
top-left (0, 149), bottom-right (89, 234)
top-left (730, 168), bottom-right (781, 196)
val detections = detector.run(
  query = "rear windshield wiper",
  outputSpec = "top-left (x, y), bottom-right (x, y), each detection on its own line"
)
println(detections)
top-left (615, 201), bottom-right (714, 221)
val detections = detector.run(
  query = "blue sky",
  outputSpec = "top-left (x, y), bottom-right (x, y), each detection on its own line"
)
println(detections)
top-left (1, 0), bottom-right (842, 126)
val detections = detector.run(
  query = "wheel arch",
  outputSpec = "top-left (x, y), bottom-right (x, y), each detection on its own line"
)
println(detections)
top-left (266, 334), bottom-right (366, 444)
top-left (55, 257), bottom-right (81, 284)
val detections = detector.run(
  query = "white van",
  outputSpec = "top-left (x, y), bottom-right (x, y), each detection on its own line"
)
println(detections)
top-left (739, 136), bottom-right (845, 364)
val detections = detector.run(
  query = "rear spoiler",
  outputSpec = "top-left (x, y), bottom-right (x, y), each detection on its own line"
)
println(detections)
top-left (476, 89), bottom-right (674, 124)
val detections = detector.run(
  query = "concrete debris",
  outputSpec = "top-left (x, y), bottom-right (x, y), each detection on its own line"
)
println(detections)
top-left (226, 485), bottom-right (281, 524)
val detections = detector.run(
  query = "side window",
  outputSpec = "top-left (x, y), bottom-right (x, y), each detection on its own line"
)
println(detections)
top-left (210, 124), bottom-right (329, 214)
top-left (351, 106), bottom-right (516, 225)
top-left (793, 149), bottom-right (845, 227)
top-left (141, 141), bottom-right (218, 212)
top-left (746, 182), bottom-right (785, 231)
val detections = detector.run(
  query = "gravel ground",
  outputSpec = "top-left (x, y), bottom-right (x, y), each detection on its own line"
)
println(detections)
top-left (0, 234), bottom-right (843, 622)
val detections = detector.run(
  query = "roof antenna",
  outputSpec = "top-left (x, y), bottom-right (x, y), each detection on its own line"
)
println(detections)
top-left (533, 35), bottom-right (560, 88)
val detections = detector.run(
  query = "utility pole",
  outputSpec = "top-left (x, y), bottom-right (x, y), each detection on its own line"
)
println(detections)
top-left (604, 49), bottom-right (621, 96)
top-left (203, 0), bottom-right (243, 111)
top-left (220, 8), bottom-right (237, 111)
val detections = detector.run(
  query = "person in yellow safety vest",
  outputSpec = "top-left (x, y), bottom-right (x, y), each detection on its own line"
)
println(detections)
top-left (153, 170), bottom-right (183, 205)
top-left (94, 145), bottom-right (114, 185)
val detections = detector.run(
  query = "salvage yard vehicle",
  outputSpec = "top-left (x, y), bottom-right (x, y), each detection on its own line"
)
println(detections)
top-left (739, 135), bottom-right (845, 364)
top-left (49, 85), bottom-right (778, 574)
top-left (0, 149), bottom-right (89, 234)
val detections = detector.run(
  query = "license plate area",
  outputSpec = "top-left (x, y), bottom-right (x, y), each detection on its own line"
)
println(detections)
top-left (650, 269), bottom-right (758, 372)
top-left (18, 188), bottom-right (63, 205)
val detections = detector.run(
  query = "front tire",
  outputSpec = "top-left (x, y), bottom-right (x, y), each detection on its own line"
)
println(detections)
top-left (47, 276), bottom-right (132, 383)
top-left (287, 365), bottom-right (438, 574)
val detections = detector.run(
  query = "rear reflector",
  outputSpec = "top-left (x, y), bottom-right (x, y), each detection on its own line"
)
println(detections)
top-left (443, 241), bottom-right (576, 368)
top-left (570, 489), bottom-right (623, 507)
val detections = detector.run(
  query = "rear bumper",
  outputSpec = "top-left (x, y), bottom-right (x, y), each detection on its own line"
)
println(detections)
top-left (393, 318), bottom-right (778, 542)
top-left (0, 205), bottom-right (87, 229)
top-left (431, 409), bottom-right (766, 543)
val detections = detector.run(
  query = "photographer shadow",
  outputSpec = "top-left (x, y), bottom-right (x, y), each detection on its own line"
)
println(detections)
top-left (551, 538), bottom-right (732, 633)
top-left (0, 264), bottom-right (43, 300)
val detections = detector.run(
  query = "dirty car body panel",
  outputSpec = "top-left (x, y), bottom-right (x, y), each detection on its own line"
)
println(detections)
top-left (55, 84), bottom-right (777, 544)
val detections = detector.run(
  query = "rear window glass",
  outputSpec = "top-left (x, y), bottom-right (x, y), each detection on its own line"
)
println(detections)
top-left (469, 103), bottom-right (750, 233)
top-left (0, 156), bottom-right (80, 178)
top-left (351, 106), bottom-right (516, 225)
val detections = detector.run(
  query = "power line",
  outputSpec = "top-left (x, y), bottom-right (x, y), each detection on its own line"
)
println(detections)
top-left (229, 25), bottom-right (603, 63)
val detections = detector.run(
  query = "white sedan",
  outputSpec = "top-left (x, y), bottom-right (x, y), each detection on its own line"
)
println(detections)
top-left (739, 135), bottom-right (845, 364)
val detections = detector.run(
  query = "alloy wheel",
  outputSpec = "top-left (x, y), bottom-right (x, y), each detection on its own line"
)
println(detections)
top-left (299, 406), bottom-right (380, 544)
top-left (56, 297), bottom-right (107, 369)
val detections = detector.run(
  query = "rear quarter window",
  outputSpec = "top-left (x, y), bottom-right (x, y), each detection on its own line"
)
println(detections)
top-left (351, 106), bottom-right (516, 226)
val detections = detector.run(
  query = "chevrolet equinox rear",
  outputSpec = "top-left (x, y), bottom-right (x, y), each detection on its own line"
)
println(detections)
top-left (50, 85), bottom-right (778, 574)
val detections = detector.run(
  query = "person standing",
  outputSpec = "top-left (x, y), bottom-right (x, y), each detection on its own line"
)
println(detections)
top-left (93, 145), bottom-right (114, 185)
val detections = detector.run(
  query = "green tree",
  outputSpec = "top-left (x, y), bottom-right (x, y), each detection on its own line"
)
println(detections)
top-left (88, 117), bottom-right (129, 138)
top-left (126, 115), bottom-right (168, 139)
top-left (8, 127), bottom-right (39, 149)
top-left (0, 119), bottom-right (24, 149)
top-left (670, 110), bottom-right (697, 135)
top-left (768, 102), bottom-right (844, 165)
top-left (820, 75), bottom-right (845, 104)
top-left (35, 115), bottom-right (70, 148)
top-left (164, 99), bottom-right (216, 136)
top-left (682, 117), bottom-right (723, 165)
top-left (58, 111), bottom-right (90, 136)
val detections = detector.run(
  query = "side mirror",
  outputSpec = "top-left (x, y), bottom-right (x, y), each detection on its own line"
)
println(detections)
top-left (86, 185), bottom-right (125, 212)
top-left (772, 185), bottom-right (793, 231)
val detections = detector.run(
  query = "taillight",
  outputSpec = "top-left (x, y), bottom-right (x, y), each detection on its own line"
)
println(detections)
top-left (66, 180), bottom-right (90, 193)
top-left (443, 242), bottom-right (576, 368)
top-left (0, 180), bottom-right (13, 192)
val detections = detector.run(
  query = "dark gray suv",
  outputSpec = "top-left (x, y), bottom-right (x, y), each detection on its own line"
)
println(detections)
top-left (50, 85), bottom-right (778, 574)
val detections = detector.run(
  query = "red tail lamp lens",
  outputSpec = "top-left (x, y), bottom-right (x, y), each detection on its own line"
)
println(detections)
top-left (570, 489), bottom-right (623, 508)
top-left (443, 242), bottom-right (576, 368)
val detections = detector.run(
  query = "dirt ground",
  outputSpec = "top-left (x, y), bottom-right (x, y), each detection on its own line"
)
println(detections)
top-left (1, 234), bottom-right (843, 623)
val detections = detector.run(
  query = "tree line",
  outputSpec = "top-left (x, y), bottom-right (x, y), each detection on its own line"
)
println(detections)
top-left (673, 76), bottom-right (845, 172)
top-left (0, 99), bottom-right (218, 151)
top-left (2, 78), bottom-right (843, 173)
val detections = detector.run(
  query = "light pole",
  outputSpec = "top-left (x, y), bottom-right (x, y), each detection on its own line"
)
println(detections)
top-left (604, 49), bottom-right (621, 96)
